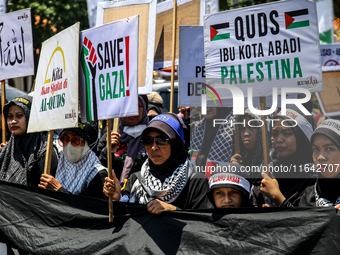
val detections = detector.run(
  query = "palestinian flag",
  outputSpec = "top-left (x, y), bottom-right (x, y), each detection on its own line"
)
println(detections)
top-left (316, 0), bottom-right (333, 44)
top-left (210, 22), bottom-right (230, 41)
top-left (285, 8), bottom-right (310, 29)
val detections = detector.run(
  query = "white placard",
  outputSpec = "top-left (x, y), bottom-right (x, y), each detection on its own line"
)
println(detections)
top-left (79, 16), bottom-right (139, 122)
top-left (96, 0), bottom-right (156, 95)
top-left (0, 8), bottom-right (34, 80)
top-left (0, 0), bottom-right (5, 15)
top-left (178, 26), bottom-right (297, 107)
top-left (320, 44), bottom-right (340, 71)
top-left (28, 23), bottom-right (80, 133)
top-left (204, 0), bottom-right (323, 99)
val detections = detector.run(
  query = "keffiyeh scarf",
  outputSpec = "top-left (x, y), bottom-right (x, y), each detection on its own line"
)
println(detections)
top-left (124, 159), bottom-right (193, 204)
top-left (55, 150), bottom-right (102, 195)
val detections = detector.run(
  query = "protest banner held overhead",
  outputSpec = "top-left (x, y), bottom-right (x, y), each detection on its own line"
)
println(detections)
top-left (27, 23), bottom-right (80, 133)
top-left (0, 8), bottom-right (34, 80)
top-left (96, 0), bottom-right (156, 95)
top-left (204, 0), bottom-right (323, 100)
top-left (79, 16), bottom-right (139, 122)
top-left (178, 26), bottom-right (297, 108)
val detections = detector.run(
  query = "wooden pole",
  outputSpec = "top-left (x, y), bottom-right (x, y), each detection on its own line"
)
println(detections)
top-left (169, 0), bottom-right (177, 113)
top-left (260, 97), bottom-right (270, 167)
top-left (234, 115), bottom-right (240, 153)
top-left (44, 130), bottom-right (54, 174)
top-left (107, 118), bottom-right (120, 222)
top-left (1, 81), bottom-right (6, 144)
top-left (106, 119), bottom-right (113, 222)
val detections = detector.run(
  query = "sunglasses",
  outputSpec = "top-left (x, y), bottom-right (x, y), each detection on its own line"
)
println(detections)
top-left (58, 135), bottom-right (84, 147)
top-left (142, 135), bottom-right (169, 148)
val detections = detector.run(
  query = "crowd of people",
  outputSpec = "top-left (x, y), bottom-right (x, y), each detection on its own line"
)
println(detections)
top-left (0, 93), bottom-right (339, 216)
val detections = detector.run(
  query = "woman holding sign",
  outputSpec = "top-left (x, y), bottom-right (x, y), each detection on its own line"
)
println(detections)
top-left (258, 107), bottom-right (316, 207)
top-left (98, 95), bottom-right (149, 185)
top-left (0, 95), bottom-right (59, 187)
top-left (271, 119), bottom-right (340, 208)
top-left (103, 113), bottom-right (212, 214)
top-left (39, 122), bottom-right (107, 199)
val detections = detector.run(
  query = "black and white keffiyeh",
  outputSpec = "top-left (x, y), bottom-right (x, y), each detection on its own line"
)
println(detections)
top-left (191, 112), bottom-right (234, 163)
top-left (123, 159), bottom-right (193, 204)
top-left (55, 150), bottom-right (102, 195)
top-left (315, 179), bottom-right (340, 207)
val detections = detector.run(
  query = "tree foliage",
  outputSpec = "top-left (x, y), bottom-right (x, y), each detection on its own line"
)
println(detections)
top-left (7, 0), bottom-right (89, 51)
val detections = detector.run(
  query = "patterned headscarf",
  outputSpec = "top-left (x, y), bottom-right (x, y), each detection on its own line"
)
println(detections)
top-left (0, 96), bottom-right (48, 186)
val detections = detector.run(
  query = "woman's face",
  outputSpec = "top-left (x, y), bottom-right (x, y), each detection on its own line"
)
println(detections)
top-left (312, 134), bottom-right (340, 178)
top-left (271, 117), bottom-right (296, 157)
top-left (122, 99), bottom-right (144, 126)
top-left (144, 131), bottom-right (171, 165)
top-left (7, 105), bottom-right (27, 136)
top-left (240, 117), bottom-right (258, 150)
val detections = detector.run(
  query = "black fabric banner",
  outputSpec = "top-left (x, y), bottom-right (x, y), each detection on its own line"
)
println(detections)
top-left (0, 180), bottom-right (339, 254)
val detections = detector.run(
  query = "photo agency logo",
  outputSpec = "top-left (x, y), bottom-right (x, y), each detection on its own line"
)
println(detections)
top-left (200, 84), bottom-right (312, 128)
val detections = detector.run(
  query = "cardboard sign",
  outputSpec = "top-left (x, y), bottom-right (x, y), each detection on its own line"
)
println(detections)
top-left (79, 16), bottom-right (139, 122)
top-left (316, 71), bottom-right (340, 117)
top-left (204, 0), bottom-right (323, 99)
top-left (96, 0), bottom-right (156, 95)
top-left (0, 8), bottom-right (34, 80)
top-left (320, 44), bottom-right (340, 71)
top-left (178, 26), bottom-right (297, 107)
top-left (28, 23), bottom-right (80, 133)
top-left (154, 0), bottom-right (205, 70)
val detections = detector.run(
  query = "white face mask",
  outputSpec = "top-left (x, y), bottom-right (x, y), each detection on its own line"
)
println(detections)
top-left (63, 140), bottom-right (90, 163)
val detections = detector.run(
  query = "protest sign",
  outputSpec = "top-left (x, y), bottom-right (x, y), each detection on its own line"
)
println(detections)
top-left (320, 44), bottom-right (340, 71)
top-left (96, 0), bottom-right (156, 95)
top-left (0, 0), bottom-right (5, 15)
top-left (316, 71), bottom-right (340, 117)
top-left (204, 0), bottom-right (323, 99)
top-left (86, 0), bottom-right (102, 28)
top-left (154, 0), bottom-right (205, 70)
top-left (0, 8), bottom-right (34, 80)
top-left (316, 0), bottom-right (333, 44)
top-left (79, 16), bottom-right (139, 122)
top-left (178, 26), bottom-right (297, 107)
top-left (27, 23), bottom-right (80, 133)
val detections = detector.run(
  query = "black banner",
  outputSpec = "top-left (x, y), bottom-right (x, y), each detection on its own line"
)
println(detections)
top-left (0, 181), bottom-right (339, 254)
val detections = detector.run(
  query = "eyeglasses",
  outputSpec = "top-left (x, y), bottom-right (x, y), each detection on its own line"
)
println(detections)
top-left (58, 135), bottom-right (84, 147)
top-left (141, 135), bottom-right (169, 148)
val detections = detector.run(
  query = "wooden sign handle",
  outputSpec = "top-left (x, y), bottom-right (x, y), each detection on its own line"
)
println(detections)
top-left (44, 130), bottom-right (54, 174)
top-left (107, 118), bottom-right (119, 222)
top-left (1, 81), bottom-right (6, 144)
top-left (170, 0), bottom-right (177, 113)
top-left (260, 97), bottom-right (270, 167)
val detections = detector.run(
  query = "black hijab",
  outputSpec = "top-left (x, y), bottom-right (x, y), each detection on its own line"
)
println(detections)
top-left (0, 95), bottom-right (48, 186)
top-left (142, 113), bottom-right (189, 182)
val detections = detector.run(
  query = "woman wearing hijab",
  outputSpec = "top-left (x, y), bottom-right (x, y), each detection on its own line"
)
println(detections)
top-left (230, 109), bottom-right (269, 177)
top-left (190, 107), bottom-right (234, 178)
top-left (259, 107), bottom-right (315, 207)
top-left (98, 95), bottom-right (149, 184)
top-left (39, 122), bottom-right (107, 199)
top-left (277, 119), bottom-right (340, 208)
top-left (103, 113), bottom-right (212, 214)
top-left (0, 95), bottom-right (59, 186)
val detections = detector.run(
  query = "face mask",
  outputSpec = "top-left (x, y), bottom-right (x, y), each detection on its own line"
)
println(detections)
top-left (63, 140), bottom-right (90, 163)
top-left (123, 124), bottom-right (147, 138)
